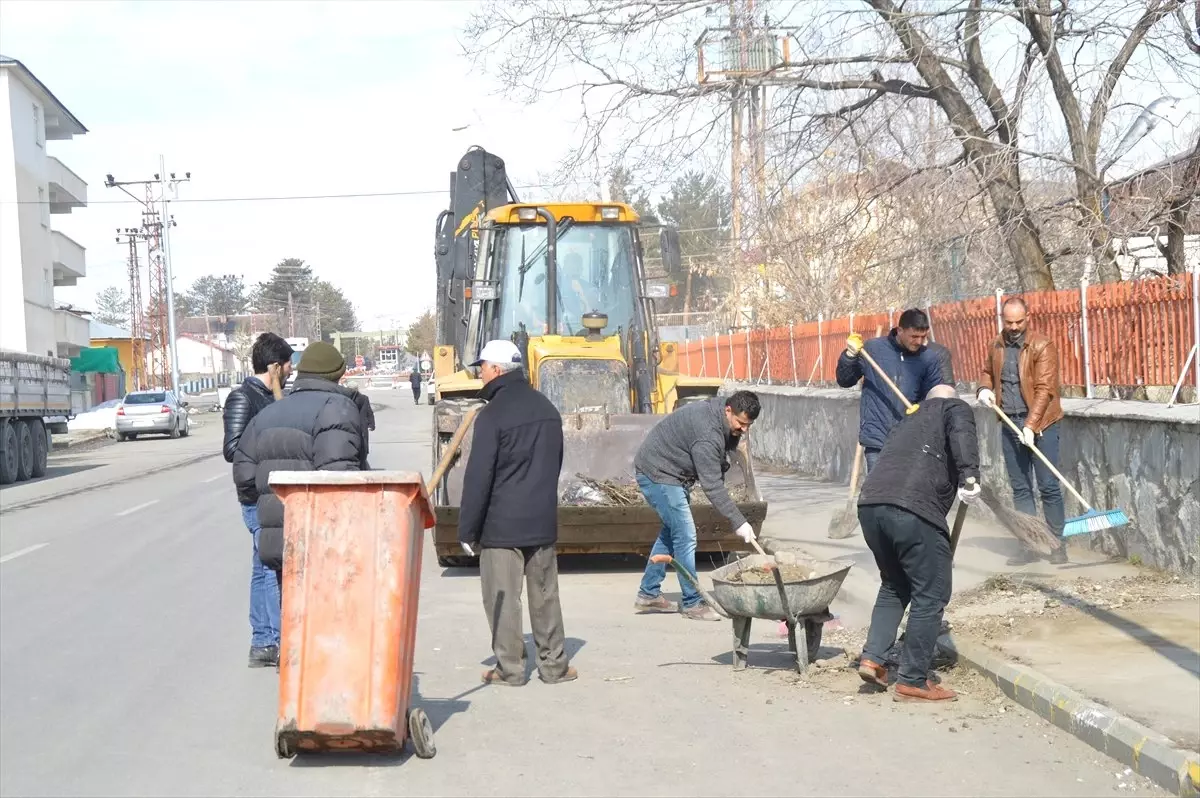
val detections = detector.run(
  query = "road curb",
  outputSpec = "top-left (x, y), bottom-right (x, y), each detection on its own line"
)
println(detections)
top-left (0, 451), bottom-right (220, 515)
top-left (938, 633), bottom-right (1200, 797)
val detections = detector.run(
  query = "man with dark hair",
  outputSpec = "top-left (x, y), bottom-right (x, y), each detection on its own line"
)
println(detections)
top-left (837, 308), bottom-right (946, 472)
top-left (977, 296), bottom-right (1067, 565)
top-left (856, 384), bottom-right (981, 702)
top-left (233, 341), bottom-right (366, 585)
top-left (631, 391), bottom-right (761, 622)
top-left (457, 340), bottom-right (576, 687)
top-left (222, 332), bottom-right (293, 668)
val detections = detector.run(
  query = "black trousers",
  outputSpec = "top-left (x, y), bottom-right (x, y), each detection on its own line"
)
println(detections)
top-left (858, 503), bottom-right (952, 688)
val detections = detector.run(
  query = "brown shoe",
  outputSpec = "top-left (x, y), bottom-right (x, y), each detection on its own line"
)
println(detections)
top-left (634, 594), bottom-right (679, 614)
top-left (481, 669), bottom-right (524, 687)
top-left (682, 604), bottom-right (722, 622)
top-left (893, 681), bottom-right (957, 702)
top-left (857, 658), bottom-right (888, 688)
top-left (540, 666), bottom-right (578, 685)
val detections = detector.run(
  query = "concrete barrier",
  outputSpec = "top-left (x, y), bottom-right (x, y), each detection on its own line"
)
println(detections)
top-left (722, 384), bottom-right (1200, 576)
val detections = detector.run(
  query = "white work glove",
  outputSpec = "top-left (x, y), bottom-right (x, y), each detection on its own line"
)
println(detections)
top-left (844, 333), bottom-right (864, 358)
top-left (957, 481), bottom-right (981, 505)
top-left (735, 522), bottom-right (755, 544)
top-left (1020, 426), bottom-right (1036, 448)
top-left (977, 388), bottom-right (996, 408)
top-left (460, 541), bottom-right (476, 557)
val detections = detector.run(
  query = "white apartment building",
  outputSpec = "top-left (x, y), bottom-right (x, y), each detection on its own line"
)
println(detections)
top-left (0, 55), bottom-right (90, 359)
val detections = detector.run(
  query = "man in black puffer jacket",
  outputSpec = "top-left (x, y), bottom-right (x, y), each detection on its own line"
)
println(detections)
top-left (233, 342), bottom-right (365, 586)
top-left (457, 339), bottom-right (576, 687)
top-left (855, 384), bottom-right (981, 703)
top-left (222, 332), bottom-right (293, 668)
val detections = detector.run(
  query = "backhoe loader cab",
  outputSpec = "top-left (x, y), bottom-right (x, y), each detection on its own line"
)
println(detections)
top-left (429, 148), bottom-right (765, 566)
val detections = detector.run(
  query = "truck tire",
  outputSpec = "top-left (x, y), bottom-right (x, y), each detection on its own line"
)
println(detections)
top-left (14, 420), bottom-right (34, 482)
top-left (0, 423), bottom-right (17, 485)
top-left (28, 419), bottom-right (47, 478)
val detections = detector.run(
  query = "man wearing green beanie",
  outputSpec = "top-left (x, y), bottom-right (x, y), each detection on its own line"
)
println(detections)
top-left (233, 341), bottom-right (367, 574)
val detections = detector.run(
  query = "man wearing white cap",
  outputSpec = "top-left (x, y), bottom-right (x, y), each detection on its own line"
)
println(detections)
top-left (457, 339), bottom-right (578, 686)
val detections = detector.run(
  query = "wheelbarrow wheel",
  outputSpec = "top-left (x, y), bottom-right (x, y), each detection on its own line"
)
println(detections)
top-left (275, 733), bottom-right (295, 759)
top-left (407, 708), bottom-right (436, 759)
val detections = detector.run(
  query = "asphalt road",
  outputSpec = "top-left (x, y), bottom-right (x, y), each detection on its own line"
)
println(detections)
top-left (0, 397), bottom-right (1165, 797)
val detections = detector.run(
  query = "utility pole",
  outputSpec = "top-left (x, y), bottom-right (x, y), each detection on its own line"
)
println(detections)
top-left (288, 291), bottom-right (296, 337)
top-left (104, 162), bottom-right (190, 392)
top-left (115, 227), bottom-right (147, 390)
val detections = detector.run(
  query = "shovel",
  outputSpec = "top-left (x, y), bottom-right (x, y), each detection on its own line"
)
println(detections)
top-left (827, 443), bottom-right (865, 539)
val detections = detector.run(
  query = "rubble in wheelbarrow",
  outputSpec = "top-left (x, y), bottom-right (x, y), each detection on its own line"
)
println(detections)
top-left (723, 564), bottom-right (820, 584)
top-left (558, 473), bottom-right (751, 507)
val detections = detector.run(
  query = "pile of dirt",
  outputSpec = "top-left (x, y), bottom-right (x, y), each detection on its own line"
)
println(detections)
top-left (945, 570), bottom-right (1198, 643)
top-left (559, 473), bottom-right (751, 507)
top-left (722, 564), bottom-right (819, 585)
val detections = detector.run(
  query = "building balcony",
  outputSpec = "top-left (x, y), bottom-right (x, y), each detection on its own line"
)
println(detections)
top-left (55, 309), bottom-right (90, 357)
top-left (47, 156), bottom-right (87, 213)
top-left (51, 230), bottom-right (86, 286)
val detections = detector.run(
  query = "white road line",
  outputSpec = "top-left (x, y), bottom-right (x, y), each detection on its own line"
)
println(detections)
top-left (116, 500), bottom-right (159, 517)
top-left (0, 543), bottom-right (49, 565)
top-left (202, 473), bottom-right (225, 483)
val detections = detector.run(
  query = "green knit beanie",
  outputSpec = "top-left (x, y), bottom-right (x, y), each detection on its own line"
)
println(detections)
top-left (296, 342), bottom-right (346, 382)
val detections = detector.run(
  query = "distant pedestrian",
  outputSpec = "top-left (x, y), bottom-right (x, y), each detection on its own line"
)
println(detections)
top-left (351, 389), bottom-right (375, 469)
top-left (409, 368), bottom-right (422, 405)
top-left (977, 296), bottom-right (1067, 565)
top-left (632, 391), bottom-right (761, 622)
top-left (856, 384), bottom-right (981, 703)
top-left (457, 340), bottom-right (577, 687)
top-left (221, 332), bottom-right (293, 669)
top-left (836, 309), bottom-right (946, 473)
top-left (233, 341), bottom-right (367, 584)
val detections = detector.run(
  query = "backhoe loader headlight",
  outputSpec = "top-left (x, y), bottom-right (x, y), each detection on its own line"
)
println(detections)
top-left (600, 206), bottom-right (620, 220)
top-left (517, 207), bottom-right (538, 221)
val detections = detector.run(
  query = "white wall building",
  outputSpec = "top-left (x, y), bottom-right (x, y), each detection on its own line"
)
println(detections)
top-left (0, 55), bottom-right (89, 359)
top-left (149, 335), bottom-right (238, 378)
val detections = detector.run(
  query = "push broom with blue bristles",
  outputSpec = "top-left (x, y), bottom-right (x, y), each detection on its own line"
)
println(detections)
top-left (991, 405), bottom-right (1130, 537)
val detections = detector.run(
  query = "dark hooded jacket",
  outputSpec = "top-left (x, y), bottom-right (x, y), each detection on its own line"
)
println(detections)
top-left (232, 378), bottom-right (366, 570)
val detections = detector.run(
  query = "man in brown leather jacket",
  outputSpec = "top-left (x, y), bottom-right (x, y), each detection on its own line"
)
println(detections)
top-left (977, 297), bottom-right (1067, 564)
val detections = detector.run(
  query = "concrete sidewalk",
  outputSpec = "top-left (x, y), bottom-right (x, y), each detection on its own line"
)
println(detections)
top-left (756, 473), bottom-right (1200, 795)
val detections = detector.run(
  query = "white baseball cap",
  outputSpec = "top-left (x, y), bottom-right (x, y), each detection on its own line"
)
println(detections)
top-left (469, 339), bottom-right (522, 368)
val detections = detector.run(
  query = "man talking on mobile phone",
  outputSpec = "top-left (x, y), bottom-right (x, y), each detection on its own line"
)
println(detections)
top-left (222, 332), bottom-right (294, 669)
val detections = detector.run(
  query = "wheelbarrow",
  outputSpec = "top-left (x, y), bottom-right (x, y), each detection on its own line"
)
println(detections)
top-left (651, 551), bottom-right (852, 674)
top-left (711, 553), bottom-right (853, 674)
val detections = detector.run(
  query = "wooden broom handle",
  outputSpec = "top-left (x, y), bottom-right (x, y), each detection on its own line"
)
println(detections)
top-left (426, 406), bottom-right (481, 495)
top-left (858, 347), bottom-right (915, 411)
top-left (989, 404), bottom-right (1092, 510)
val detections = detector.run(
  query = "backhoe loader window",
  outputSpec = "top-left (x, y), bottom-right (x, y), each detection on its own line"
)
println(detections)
top-left (495, 224), bottom-right (637, 337)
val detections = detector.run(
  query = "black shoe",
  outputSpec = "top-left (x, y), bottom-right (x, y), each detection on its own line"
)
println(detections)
top-left (249, 645), bottom-right (279, 668)
top-left (1006, 549), bottom-right (1040, 566)
top-left (1049, 547), bottom-right (1069, 565)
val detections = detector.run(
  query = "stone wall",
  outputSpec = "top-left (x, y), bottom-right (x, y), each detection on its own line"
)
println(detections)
top-left (724, 384), bottom-right (1200, 576)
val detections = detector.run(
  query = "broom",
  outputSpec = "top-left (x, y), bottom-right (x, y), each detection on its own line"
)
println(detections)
top-left (977, 483), bottom-right (1063, 557)
top-left (988, 405), bottom-right (1130, 538)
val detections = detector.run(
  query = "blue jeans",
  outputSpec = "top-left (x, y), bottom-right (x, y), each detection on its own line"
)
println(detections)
top-left (636, 473), bottom-right (702, 609)
top-left (999, 417), bottom-right (1065, 538)
top-left (242, 503), bottom-right (281, 648)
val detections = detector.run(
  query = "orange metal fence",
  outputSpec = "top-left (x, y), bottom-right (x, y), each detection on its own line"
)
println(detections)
top-left (678, 273), bottom-right (1199, 399)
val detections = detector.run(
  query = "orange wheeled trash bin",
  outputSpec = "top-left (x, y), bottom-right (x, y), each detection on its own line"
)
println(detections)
top-left (268, 470), bottom-right (436, 759)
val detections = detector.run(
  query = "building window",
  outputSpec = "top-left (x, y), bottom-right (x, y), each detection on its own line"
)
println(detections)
top-left (33, 104), bottom-right (43, 147)
top-left (38, 187), bottom-right (48, 227)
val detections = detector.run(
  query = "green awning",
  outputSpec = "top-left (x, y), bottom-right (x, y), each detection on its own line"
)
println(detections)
top-left (70, 346), bottom-right (122, 374)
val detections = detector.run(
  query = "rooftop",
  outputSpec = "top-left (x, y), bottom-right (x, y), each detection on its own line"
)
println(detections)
top-left (0, 55), bottom-right (88, 138)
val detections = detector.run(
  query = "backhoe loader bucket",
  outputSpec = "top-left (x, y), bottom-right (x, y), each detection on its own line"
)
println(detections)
top-left (430, 402), bottom-right (768, 565)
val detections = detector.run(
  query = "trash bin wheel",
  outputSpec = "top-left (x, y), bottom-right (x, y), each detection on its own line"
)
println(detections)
top-left (275, 733), bottom-right (295, 759)
top-left (407, 708), bottom-right (436, 759)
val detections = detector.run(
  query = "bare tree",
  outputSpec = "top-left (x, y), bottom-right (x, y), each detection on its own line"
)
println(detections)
top-left (465, 0), bottom-right (1199, 299)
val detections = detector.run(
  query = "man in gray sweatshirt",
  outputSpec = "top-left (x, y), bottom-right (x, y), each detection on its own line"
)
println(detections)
top-left (632, 391), bottom-right (761, 621)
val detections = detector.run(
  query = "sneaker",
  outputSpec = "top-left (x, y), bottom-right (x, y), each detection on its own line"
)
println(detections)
top-left (249, 645), bottom-right (279, 668)
top-left (856, 657), bottom-right (888, 688)
top-left (893, 681), bottom-right (958, 702)
top-left (540, 666), bottom-right (578, 685)
top-left (1049, 546), bottom-right (1069, 565)
top-left (634, 594), bottom-right (679, 613)
top-left (682, 604), bottom-right (722, 622)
